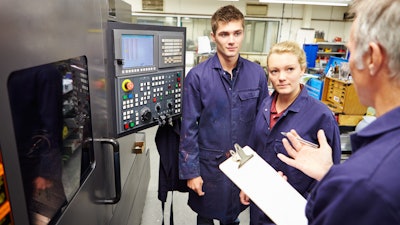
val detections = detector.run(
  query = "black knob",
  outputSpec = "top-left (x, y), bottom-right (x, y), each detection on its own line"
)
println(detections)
top-left (156, 104), bottom-right (161, 112)
top-left (140, 107), bottom-right (152, 122)
top-left (167, 102), bottom-right (173, 109)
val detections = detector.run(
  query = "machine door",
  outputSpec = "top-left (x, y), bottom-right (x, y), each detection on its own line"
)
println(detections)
top-left (0, 0), bottom-right (126, 224)
top-left (7, 57), bottom-right (120, 225)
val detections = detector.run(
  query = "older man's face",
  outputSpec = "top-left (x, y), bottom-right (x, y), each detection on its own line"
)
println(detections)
top-left (347, 19), bottom-right (373, 108)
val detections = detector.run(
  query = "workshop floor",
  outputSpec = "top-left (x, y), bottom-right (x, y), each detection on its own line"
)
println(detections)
top-left (140, 126), bottom-right (250, 225)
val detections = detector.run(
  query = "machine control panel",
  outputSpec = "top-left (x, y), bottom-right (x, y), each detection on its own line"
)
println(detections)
top-left (107, 22), bottom-right (186, 136)
top-left (116, 70), bottom-right (182, 134)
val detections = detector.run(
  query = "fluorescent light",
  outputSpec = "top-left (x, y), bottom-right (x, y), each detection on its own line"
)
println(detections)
top-left (259, 0), bottom-right (351, 6)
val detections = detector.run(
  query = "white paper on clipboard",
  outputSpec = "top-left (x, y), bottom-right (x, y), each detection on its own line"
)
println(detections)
top-left (219, 146), bottom-right (308, 225)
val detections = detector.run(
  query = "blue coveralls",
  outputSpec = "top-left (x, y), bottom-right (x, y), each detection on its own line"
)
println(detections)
top-left (179, 53), bottom-right (269, 223)
top-left (306, 107), bottom-right (400, 224)
top-left (248, 87), bottom-right (341, 225)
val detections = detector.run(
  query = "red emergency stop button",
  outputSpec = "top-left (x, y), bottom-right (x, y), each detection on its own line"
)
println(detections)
top-left (122, 79), bottom-right (134, 92)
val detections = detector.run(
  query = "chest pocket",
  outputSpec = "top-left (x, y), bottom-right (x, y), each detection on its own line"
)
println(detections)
top-left (239, 90), bottom-right (260, 122)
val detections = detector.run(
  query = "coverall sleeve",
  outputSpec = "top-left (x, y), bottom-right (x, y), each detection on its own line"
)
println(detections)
top-left (179, 69), bottom-right (202, 179)
top-left (323, 116), bottom-right (342, 164)
top-left (308, 176), bottom-right (400, 225)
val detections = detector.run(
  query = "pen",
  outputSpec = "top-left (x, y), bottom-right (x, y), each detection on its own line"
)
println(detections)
top-left (281, 132), bottom-right (319, 148)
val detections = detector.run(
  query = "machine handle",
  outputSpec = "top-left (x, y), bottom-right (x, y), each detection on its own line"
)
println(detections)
top-left (92, 138), bottom-right (121, 204)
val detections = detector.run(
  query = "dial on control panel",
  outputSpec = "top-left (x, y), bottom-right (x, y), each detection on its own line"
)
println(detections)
top-left (167, 101), bottom-right (173, 109)
top-left (155, 103), bottom-right (161, 112)
top-left (140, 107), bottom-right (152, 123)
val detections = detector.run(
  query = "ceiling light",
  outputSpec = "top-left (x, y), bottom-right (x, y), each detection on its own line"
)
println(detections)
top-left (259, 0), bottom-right (351, 6)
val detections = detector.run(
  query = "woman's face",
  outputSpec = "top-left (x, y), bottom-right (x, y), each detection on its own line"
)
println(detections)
top-left (268, 52), bottom-right (304, 96)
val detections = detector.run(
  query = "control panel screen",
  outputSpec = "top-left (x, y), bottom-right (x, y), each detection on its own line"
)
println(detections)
top-left (121, 34), bottom-right (154, 69)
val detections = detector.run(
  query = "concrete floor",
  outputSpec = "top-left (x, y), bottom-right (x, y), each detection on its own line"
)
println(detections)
top-left (140, 126), bottom-right (250, 225)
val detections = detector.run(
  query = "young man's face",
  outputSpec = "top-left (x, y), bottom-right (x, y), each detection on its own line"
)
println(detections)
top-left (211, 20), bottom-right (244, 60)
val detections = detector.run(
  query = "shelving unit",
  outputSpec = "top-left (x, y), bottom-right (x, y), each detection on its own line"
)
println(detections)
top-left (316, 42), bottom-right (348, 69)
top-left (317, 42), bottom-right (348, 57)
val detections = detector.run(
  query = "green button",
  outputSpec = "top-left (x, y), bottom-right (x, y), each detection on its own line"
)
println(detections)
top-left (130, 122), bottom-right (135, 127)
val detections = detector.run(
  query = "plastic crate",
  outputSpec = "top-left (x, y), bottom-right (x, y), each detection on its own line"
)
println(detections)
top-left (305, 78), bottom-right (324, 100)
top-left (303, 44), bottom-right (319, 68)
top-left (324, 56), bottom-right (348, 75)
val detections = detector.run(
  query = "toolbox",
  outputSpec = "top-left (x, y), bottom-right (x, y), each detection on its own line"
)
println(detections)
top-left (321, 76), bottom-right (367, 126)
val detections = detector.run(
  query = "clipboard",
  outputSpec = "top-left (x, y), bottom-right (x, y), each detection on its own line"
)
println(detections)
top-left (219, 144), bottom-right (308, 225)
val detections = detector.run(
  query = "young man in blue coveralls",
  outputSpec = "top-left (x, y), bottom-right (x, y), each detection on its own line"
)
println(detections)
top-left (279, 0), bottom-right (400, 224)
top-left (179, 5), bottom-right (269, 225)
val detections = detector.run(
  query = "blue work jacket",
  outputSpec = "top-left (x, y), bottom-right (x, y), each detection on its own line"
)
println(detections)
top-left (306, 106), bottom-right (400, 224)
top-left (248, 87), bottom-right (341, 225)
top-left (179, 53), bottom-right (269, 223)
top-left (155, 119), bottom-right (188, 203)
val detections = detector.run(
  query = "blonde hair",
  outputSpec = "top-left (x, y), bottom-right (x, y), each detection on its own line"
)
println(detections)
top-left (267, 41), bottom-right (307, 70)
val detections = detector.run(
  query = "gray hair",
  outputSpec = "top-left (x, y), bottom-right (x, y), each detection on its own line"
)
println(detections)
top-left (350, 0), bottom-right (400, 79)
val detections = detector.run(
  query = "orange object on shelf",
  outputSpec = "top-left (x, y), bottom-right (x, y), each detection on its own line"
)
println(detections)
top-left (334, 37), bottom-right (342, 42)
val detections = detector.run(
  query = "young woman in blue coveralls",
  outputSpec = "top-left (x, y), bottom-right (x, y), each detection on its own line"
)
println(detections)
top-left (179, 5), bottom-right (269, 225)
top-left (240, 41), bottom-right (342, 225)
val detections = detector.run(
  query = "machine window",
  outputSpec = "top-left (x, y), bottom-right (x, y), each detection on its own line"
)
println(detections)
top-left (7, 56), bottom-right (94, 225)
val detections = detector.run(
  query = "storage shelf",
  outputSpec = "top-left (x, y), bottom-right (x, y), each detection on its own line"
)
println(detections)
top-left (317, 42), bottom-right (348, 58)
top-left (317, 52), bottom-right (346, 55)
top-left (317, 42), bottom-right (347, 45)
top-left (316, 42), bottom-right (348, 71)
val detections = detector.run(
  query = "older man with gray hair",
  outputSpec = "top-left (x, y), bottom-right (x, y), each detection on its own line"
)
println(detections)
top-left (279, 0), bottom-right (400, 224)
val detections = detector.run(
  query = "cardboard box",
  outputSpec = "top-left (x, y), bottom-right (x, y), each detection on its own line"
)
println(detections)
top-left (132, 132), bottom-right (145, 154)
top-left (338, 114), bottom-right (363, 126)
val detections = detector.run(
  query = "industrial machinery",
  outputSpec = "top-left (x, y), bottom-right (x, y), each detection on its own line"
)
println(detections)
top-left (0, 1), bottom-right (185, 225)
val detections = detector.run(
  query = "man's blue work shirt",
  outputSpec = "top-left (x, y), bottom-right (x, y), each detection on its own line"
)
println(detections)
top-left (306, 106), bottom-right (400, 224)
